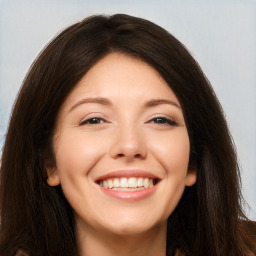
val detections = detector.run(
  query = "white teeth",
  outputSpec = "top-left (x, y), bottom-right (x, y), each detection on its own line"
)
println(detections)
top-left (138, 177), bottom-right (144, 187)
top-left (128, 177), bottom-right (137, 188)
top-left (144, 178), bottom-right (149, 188)
top-left (149, 178), bottom-right (153, 188)
top-left (113, 178), bottom-right (120, 187)
top-left (103, 180), bottom-right (108, 188)
top-left (120, 177), bottom-right (128, 187)
top-left (107, 179), bottom-right (113, 189)
top-left (99, 177), bottom-right (156, 189)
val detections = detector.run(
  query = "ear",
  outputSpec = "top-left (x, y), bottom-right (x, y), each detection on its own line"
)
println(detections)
top-left (46, 166), bottom-right (61, 186)
top-left (185, 168), bottom-right (197, 187)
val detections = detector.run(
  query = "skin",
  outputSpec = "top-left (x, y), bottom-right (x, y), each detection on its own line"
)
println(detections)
top-left (47, 53), bottom-right (196, 256)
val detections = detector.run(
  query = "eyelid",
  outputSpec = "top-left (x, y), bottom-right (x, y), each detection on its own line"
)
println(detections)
top-left (79, 113), bottom-right (108, 126)
top-left (146, 115), bottom-right (180, 126)
top-left (80, 117), bottom-right (107, 126)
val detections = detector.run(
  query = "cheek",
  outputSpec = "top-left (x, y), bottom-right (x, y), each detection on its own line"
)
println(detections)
top-left (151, 130), bottom-right (190, 174)
top-left (149, 130), bottom-right (190, 216)
top-left (53, 131), bottom-right (106, 214)
top-left (54, 130), bottom-right (106, 179)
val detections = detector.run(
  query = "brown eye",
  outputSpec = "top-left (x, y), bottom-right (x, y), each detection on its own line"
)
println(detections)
top-left (80, 118), bottom-right (105, 125)
top-left (149, 117), bottom-right (178, 126)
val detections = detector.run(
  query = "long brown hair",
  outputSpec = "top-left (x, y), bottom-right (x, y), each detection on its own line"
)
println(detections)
top-left (0, 14), bottom-right (255, 256)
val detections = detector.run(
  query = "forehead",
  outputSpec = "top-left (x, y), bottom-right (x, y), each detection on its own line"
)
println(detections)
top-left (63, 53), bottom-right (179, 106)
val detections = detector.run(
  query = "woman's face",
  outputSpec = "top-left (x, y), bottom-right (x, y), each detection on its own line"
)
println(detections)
top-left (47, 53), bottom-right (196, 236)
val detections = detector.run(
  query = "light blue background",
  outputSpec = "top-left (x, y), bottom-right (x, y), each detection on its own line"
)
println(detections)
top-left (0, 0), bottom-right (256, 220)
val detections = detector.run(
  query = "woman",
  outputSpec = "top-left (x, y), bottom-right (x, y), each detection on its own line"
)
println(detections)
top-left (0, 14), bottom-right (255, 256)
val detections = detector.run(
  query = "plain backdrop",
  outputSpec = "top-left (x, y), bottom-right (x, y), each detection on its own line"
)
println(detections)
top-left (0, 0), bottom-right (256, 220)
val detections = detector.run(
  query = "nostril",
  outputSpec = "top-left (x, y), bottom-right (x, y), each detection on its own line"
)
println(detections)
top-left (110, 142), bottom-right (147, 159)
top-left (116, 153), bottom-right (142, 158)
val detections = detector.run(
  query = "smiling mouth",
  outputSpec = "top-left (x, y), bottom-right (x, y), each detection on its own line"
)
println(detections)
top-left (98, 177), bottom-right (159, 191)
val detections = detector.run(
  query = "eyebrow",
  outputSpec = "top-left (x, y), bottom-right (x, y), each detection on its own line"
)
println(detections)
top-left (69, 97), bottom-right (112, 112)
top-left (69, 97), bottom-right (180, 112)
top-left (145, 99), bottom-right (181, 109)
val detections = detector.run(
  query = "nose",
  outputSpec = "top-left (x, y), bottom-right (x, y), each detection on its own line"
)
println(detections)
top-left (109, 125), bottom-right (147, 161)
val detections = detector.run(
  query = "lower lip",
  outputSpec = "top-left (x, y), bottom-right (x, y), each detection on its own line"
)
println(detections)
top-left (98, 185), bottom-right (158, 201)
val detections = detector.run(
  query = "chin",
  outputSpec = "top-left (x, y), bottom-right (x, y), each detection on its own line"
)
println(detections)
top-left (103, 217), bottom-right (166, 236)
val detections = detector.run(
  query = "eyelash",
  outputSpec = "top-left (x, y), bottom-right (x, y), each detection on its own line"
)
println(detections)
top-left (80, 117), bottom-right (106, 126)
top-left (147, 117), bottom-right (179, 126)
top-left (79, 116), bottom-right (178, 126)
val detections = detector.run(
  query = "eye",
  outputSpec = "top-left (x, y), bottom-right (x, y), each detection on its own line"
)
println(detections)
top-left (148, 117), bottom-right (178, 126)
top-left (80, 117), bottom-right (106, 126)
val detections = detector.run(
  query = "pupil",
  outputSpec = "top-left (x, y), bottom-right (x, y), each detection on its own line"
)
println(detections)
top-left (156, 118), bottom-right (165, 123)
top-left (91, 118), bottom-right (99, 123)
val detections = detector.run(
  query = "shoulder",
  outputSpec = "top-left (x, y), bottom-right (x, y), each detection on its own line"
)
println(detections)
top-left (175, 248), bottom-right (186, 256)
top-left (241, 220), bottom-right (256, 237)
top-left (239, 220), bottom-right (256, 252)
top-left (15, 250), bottom-right (29, 256)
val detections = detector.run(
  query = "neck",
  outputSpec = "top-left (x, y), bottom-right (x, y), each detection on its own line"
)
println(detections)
top-left (76, 222), bottom-right (167, 256)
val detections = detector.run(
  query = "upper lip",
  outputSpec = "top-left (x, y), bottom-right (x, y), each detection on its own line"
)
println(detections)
top-left (95, 169), bottom-right (160, 182)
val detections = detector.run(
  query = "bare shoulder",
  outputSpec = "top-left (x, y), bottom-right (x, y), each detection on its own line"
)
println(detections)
top-left (15, 250), bottom-right (29, 256)
top-left (240, 220), bottom-right (256, 253)
top-left (241, 220), bottom-right (256, 237)
top-left (175, 248), bottom-right (186, 256)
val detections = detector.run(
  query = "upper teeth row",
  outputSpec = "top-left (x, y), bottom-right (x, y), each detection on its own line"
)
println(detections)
top-left (99, 177), bottom-right (154, 189)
